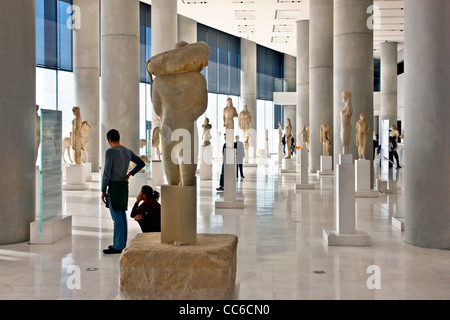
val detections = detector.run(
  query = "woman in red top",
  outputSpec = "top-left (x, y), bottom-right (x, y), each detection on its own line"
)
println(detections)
top-left (130, 185), bottom-right (161, 233)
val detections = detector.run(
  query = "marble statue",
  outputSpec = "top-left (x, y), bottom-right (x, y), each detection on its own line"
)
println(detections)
top-left (152, 116), bottom-right (162, 161)
top-left (223, 98), bottom-right (238, 130)
top-left (356, 113), bottom-right (370, 159)
top-left (284, 118), bottom-right (293, 159)
top-left (238, 104), bottom-right (252, 146)
top-left (62, 137), bottom-right (72, 163)
top-left (340, 91), bottom-right (353, 154)
top-left (320, 122), bottom-right (332, 157)
top-left (80, 121), bottom-right (91, 163)
top-left (301, 125), bottom-right (309, 150)
top-left (202, 117), bottom-right (212, 146)
top-left (265, 129), bottom-right (268, 141)
top-left (278, 121), bottom-right (283, 145)
top-left (71, 106), bottom-right (83, 164)
top-left (35, 105), bottom-right (40, 161)
top-left (140, 139), bottom-right (147, 150)
top-left (146, 41), bottom-right (209, 186)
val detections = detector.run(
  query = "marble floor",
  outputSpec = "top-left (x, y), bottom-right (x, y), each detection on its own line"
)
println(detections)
top-left (0, 156), bottom-right (449, 300)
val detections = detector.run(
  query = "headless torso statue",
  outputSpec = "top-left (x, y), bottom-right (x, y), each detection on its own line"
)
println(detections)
top-left (320, 122), bottom-right (332, 156)
top-left (147, 41), bottom-right (209, 186)
top-left (356, 113), bottom-right (370, 159)
top-left (238, 105), bottom-right (251, 150)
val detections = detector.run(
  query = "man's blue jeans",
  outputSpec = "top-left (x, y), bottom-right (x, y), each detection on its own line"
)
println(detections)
top-left (108, 194), bottom-right (127, 250)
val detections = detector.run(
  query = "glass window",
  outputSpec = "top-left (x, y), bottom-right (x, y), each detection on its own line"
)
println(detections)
top-left (36, 67), bottom-right (57, 110)
top-left (257, 45), bottom-right (284, 101)
top-left (57, 70), bottom-right (75, 139)
top-left (57, 0), bottom-right (73, 71)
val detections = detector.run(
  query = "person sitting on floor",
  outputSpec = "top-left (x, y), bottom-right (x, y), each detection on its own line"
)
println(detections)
top-left (130, 185), bottom-right (161, 233)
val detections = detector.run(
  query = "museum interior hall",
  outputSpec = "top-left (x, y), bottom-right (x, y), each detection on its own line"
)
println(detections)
top-left (0, 0), bottom-right (449, 301)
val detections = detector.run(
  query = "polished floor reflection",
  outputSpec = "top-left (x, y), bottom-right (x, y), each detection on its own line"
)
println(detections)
top-left (0, 157), bottom-right (449, 300)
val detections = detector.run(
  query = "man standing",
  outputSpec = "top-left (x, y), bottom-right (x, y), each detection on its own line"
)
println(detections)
top-left (216, 133), bottom-right (227, 191)
top-left (101, 129), bottom-right (145, 254)
top-left (234, 135), bottom-right (245, 179)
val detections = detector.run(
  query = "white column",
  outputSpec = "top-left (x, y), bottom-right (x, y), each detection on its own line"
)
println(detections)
top-left (152, 0), bottom-right (178, 56)
top-left (333, 0), bottom-right (374, 163)
top-left (309, 0), bottom-right (334, 172)
top-left (151, 0), bottom-right (178, 160)
top-left (101, 0), bottom-right (140, 158)
top-left (178, 15), bottom-right (197, 44)
top-left (240, 38), bottom-right (257, 158)
top-left (380, 41), bottom-right (398, 127)
top-left (404, 0), bottom-right (450, 249)
top-left (0, 0), bottom-right (36, 244)
top-left (73, 0), bottom-right (100, 172)
top-left (296, 20), bottom-right (309, 145)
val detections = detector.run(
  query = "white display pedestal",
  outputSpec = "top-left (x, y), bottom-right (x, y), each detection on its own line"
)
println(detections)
top-left (215, 148), bottom-right (244, 209)
top-left (36, 166), bottom-right (40, 219)
top-left (161, 185), bottom-right (197, 245)
top-left (296, 148), bottom-right (314, 190)
top-left (83, 162), bottom-right (92, 182)
top-left (151, 160), bottom-right (166, 186)
top-left (30, 215), bottom-right (72, 244)
top-left (323, 154), bottom-right (370, 246)
top-left (129, 172), bottom-right (148, 197)
top-left (392, 216), bottom-right (405, 231)
top-left (278, 143), bottom-right (284, 162)
top-left (376, 179), bottom-right (397, 193)
top-left (280, 158), bottom-right (297, 173)
top-left (200, 145), bottom-right (213, 180)
top-left (265, 140), bottom-right (269, 157)
top-left (317, 156), bottom-right (333, 176)
top-left (355, 159), bottom-right (378, 198)
top-left (63, 164), bottom-right (89, 190)
top-left (243, 147), bottom-right (257, 167)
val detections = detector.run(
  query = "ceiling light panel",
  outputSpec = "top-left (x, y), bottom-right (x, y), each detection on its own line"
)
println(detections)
top-left (277, 0), bottom-right (302, 3)
top-left (273, 24), bottom-right (294, 33)
top-left (234, 10), bottom-right (256, 20)
top-left (232, 0), bottom-right (255, 3)
top-left (272, 35), bottom-right (290, 43)
top-left (181, 0), bottom-right (208, 4)
top-left (275, 10), bottom-right (300, 20)
top-left (237, 24), bottom-right (256, 33)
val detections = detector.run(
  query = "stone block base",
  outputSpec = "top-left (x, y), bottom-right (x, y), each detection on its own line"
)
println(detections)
top-left (215, 199), bottom-right (245, 209)
top-left (323, 229), bottom-right (370, 246)
top-left (30, 215), bottom-right (72, 244)
top-left (119, 233), bottom-right (238, 300)
top-left (296, 183), bottom-right (315, 190)
top-left (392, 217), bottom-right (405, 231)
top-left (355, 191), bottom-right (379, 198)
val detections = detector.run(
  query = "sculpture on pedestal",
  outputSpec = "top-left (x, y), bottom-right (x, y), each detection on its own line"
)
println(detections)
top-left (238, 104), bottom-right (251, 149)
top-left (340, 91), bottom-right (353, 154)
top-left (223, 98), bottom-right (238, 130)
top-left (36, 105), bottom-right (40, 162)
top-left (202, 117), bottom-right (212, 146)
top-left (320, 122), bottom-right (332, 156)
top-left (355, 113), bottom-right (370, 159)
top-left (284, 118), bottom-right (293, 159)
top-left (301, 125), bottom-right (310, 150)
top-left (278, 121), bottom-right (283, 145)
top-left (152, 116), bottom-right (162, 161)
top-left (80, 121), bottom-right (91, 163)
top-left (71, 106), bottom-right (83, 164)
top-left (146, 41), bottom-right (209, 186)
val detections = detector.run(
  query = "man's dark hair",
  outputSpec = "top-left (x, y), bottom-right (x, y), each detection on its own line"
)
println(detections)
top-left (107, 129), bottom-right (120, 142)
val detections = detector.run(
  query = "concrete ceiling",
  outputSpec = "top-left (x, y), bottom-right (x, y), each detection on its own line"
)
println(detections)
top-left (142, 0), bottom-right (404, 58)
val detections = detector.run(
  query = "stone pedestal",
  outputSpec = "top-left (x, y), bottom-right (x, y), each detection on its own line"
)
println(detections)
top-left (129, 172), bottom-right (148, 197)
top-left (376, 179), bottom-right (397, 194)
top-left (63, 164), bottom-right (88, 190)
top-left (30, 215), bottom-right (72, 245)
top-left (83, 162), bottom-right (92, 182)
top-left (151, 160), bottom-right (166, 186)
top-left (119, 233), bottom-right (238, 300)
top-left (392, 216), bottom-right (405, 231)
top-left (281, 158), bottom-right (297, 173)
top-left (355, 159), bottom-right (378, 198)
top-left (278, 143), bottom-right (284, 162)
top-left (243, 147), bottom-right (257, 167)
top-left (323, 154), bottom-right (370, 246)
top-left (215, 148), bottom-right (244, 209)
top-left (161, 185), bottom-right (197, 245)
top-left (296, 148), bottom-right (314, 190)
top-left (200, 145), bottom-right (212, 180)
top-left (317, 155), bottom-right (333, 176)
